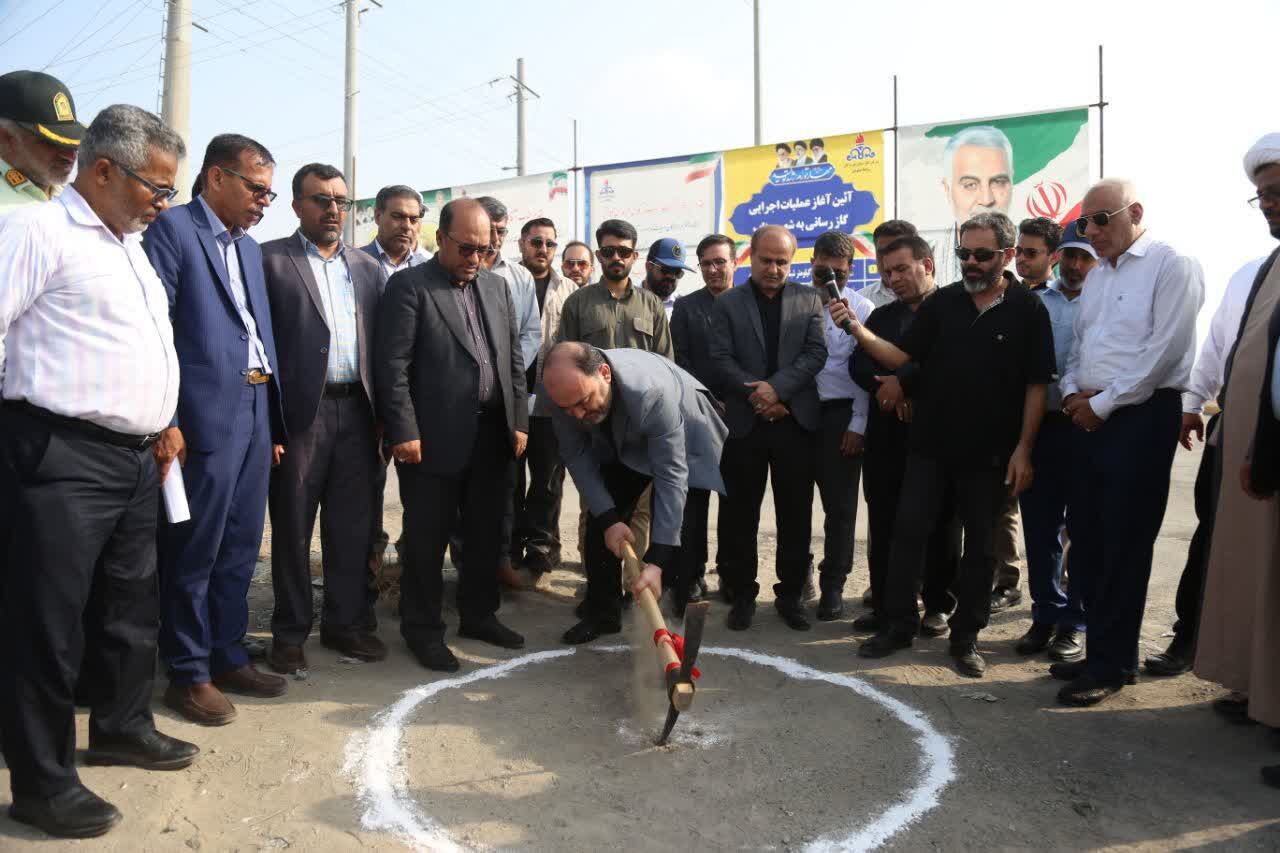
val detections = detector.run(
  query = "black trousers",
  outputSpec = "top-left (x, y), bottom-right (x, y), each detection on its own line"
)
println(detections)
top-left (815, 400), bottom-right (864, 589)
top-left (675, 487), bottom-right (713, 589)
top-left (863, 442), bottom-right (960, 617)
top-left (1171, 414), bottom-right (1221, 644)
top-left (509, 415), bottom-right (565, 564)
top-left (583, 463), bottom-right (653, 622)
top-left (397, 410), bottom-right (514, 643)
top-left (268, 393), bottom-right (378, 645)
top-left (1071, 390), bottom-right (1182, 683)
top-left (0, 408), bottom-right (160, 798)
top-left (717, 418), bottom-right (816, 603)
top-left (884, 453), bottom-right (1007, 640)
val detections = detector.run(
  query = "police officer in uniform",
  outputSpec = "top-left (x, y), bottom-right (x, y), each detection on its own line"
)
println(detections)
top-left (0, 70), bottom-right (83, 217)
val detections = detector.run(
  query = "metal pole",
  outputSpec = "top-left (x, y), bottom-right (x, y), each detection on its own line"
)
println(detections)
top-left (516, 57), bottom-right (527, 176)
top-left (892, 73), bottom-right (899, 219)
top-left (343, 0), bottom-right (359, 244)
top-left (752, 0), bottom-right (762, 145)
top-left (1097, 44), bottom-right (1105, 179)
top-left (572, 118), bottom-right (579, 240)
top-left (160, 0), bottom-right (192, 202)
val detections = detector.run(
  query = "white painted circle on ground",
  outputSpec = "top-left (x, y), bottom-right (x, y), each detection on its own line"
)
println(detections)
top-left (343, 646), bottom-right (956, 852)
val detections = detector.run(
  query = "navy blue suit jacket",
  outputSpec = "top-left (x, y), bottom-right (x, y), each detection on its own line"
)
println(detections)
top-left (143, 199), bottom-right (286, 452)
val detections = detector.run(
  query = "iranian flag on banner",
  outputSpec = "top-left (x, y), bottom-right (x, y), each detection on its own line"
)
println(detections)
top-left (685, 154), bottom-right (718, 183)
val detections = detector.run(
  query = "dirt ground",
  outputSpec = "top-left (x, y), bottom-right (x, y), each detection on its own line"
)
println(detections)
top-left (3, 446), bottom-right (1280, 851)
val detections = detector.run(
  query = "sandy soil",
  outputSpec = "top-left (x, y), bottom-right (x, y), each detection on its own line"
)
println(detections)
top-left (3, 446), bottom-right (1280, 851)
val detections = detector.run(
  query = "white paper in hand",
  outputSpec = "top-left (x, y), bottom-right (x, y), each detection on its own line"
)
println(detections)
top-left (527, 393), bottom-right (537, 416)
top-left (162, 461), bottom-right (191, 524)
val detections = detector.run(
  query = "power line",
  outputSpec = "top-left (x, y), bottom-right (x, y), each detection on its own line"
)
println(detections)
top-left (44, 0), bottom-right (130, 69)
top-left (0, 0), bottom-right (72, 50)
top-left (61, 1), bottom-right (161, 88)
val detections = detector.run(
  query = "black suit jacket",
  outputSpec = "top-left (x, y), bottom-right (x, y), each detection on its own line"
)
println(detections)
top-left (671, 286), bottom-right (723, 398)
top-left (374, 257), bottom-right (529, 475)
top-left (709, 280), bottom-right (827, 437)
top-left (261, 233), bottom-right (385, 438)
top-left (1245, 246), bottom-right (1280, 493)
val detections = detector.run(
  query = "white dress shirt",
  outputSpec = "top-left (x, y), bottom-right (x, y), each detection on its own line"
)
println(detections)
top-left (858, 280), bottom-right (896, 309)
top-left (1061, 231), bottom-right (1205, 420)
top-left (369, 237), bottom-right (431, 280)
top-left (197, 195), bottom-right (270, 372)
top-left (1182, 256), bottom-right (1265, 414)
top-left (490, 256), bottom-right (543, 370)
top-left (817, 284), bottom-right (874, 434)
top-left (0, 185), bottom-right (179, 434)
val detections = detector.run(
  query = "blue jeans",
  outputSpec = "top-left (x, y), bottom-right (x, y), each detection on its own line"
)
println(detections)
top-left (1018, 413), bottom-right (1085, 632)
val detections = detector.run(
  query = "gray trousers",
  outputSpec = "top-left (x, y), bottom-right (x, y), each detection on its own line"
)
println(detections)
top-left (268, 392), bottom-right (378, 645)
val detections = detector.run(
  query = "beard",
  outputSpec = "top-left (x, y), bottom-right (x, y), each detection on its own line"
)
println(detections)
top-left (647, 277), bottom-right (677, 300)
top-left (1060, 276), bottom-right (1083, 291)
top-left (961, 264), bottom-right (1000, 293)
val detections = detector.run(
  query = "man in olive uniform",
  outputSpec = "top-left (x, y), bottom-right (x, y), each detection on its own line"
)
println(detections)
top-left (0, 71), bottom-right (84, 217)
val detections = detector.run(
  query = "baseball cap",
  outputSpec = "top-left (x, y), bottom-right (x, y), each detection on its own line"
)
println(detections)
top-left (1058, 220), bottom-right (1098, 258)
top-left (0, 70), bottom-right (86, 149)
top-left (646, 237), bottom-right (695, 272)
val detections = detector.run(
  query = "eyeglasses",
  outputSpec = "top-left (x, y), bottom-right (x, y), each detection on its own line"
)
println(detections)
top-left (387, 211), bottom-right (422, 225)
top-left (1014, 246), bottom-right (1044, 258)
top-left (493, 226), bottom-right (509, 238)
top-left (443, 232), bottom-right (494, 257)
top-left (307, 193), bottom-right (355, 212)
top-left (1248, 189), bottom-right (1280, 209)
top-left (598, 245), bottom-right (635, 260)
top-left (699, 258), bottom-right (730, 269)
top-left (112, 160), bottom-right (178, 203)
top-left (954, 247), bottom-right (1003, 262)
top-left (524, 236), bottom-right (558, 250)
top-left (219, 166), bottom-right (277, 202)
top-left (1076, 202), bottom-right (1136, 235)
top-left (563, 258), bottom-right (590, 268)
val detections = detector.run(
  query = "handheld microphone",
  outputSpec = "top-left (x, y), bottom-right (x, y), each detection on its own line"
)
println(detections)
top-left (817, 268), bottom-right (854, 335)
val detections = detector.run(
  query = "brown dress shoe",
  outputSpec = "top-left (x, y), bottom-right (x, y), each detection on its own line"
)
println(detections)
top-left (163, 683), bottom-right (237, 727)
top-left (268, 642), bottom-right (308, 675)
top-left (212, 665), bottom-right (288, 698)
top-left (320, 630), bottom-right (388, 661)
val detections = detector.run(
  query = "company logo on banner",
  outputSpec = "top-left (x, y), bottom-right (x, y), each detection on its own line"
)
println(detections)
top-left (723, 132), bottom-right (885, 290)
top-left (897, 108), bottom-right (1090, 286)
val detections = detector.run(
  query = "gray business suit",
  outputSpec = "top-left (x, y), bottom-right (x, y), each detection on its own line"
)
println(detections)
top-left (551, 348), bottom-right (727, 620)
top-left (261, 234), bottom-right (385, 646)
top-left (709, 280), bottom-right (827, 604)
top-left (374, 258), bottom-right (528, 642)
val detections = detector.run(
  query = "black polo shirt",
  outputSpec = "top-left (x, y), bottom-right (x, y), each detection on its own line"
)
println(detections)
top-left (750, 277), bottom-right (782, 375)
top-left (898, 280), bottom-right (1055, 469)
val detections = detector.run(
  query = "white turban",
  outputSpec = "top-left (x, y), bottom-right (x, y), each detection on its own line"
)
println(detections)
top-left (1244, 133), bottom-right (1280, 179)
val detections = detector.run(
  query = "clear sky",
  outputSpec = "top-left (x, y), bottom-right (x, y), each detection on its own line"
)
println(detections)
top-left (4, 0), bottom-right (1276, 328)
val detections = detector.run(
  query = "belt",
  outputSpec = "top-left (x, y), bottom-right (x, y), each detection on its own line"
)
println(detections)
top-left (323, 382), bottom-right (362, 399)
top-left (820, 398), bottom-right (853, 411)
top-left (246, 368), bottom-right (270, 385)
top-left (7, 401), bottom-right (161, 450)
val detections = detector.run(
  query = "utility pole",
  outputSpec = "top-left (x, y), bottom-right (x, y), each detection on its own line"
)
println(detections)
top-left (501, 59), bottom-right (539, 176)
top-left (753, 0), bottom-right (761, 145)
top-left (160, 0), bottom-right (192, 201)
top-left (343, 0), bottom-right (359, 244)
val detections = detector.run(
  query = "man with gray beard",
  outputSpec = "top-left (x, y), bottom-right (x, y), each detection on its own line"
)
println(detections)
top-left (828, 212), bottom-right (1055, 677)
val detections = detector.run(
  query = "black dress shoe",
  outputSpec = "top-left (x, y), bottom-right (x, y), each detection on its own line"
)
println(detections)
top-left (990, 586), bottom-right (1023, 612)
top-left (727, 598), bottom-right (755, 631)
top-left (950, 641), bottom-right (986, 677)
top-left (85, 730), bottom-right (199, 771)
top-left (817, 587), bottom-right (844, 621)
top-left (858, 630), bottom-right (914, 658)
top-left (561, 618), bottom-right (621, 645)
top-left (920, 611), bottom-right (950, 638)
top-left (1262, 764), bottom-right (1280, 788)
top-left (321, 630), bottom-right (389, 661)
top-left (9, 784), bottom-right (122, 839)
top-left (775, 599), bottom-right (811, 631)
top-left (851, 611), bottom-right (882, 633)
top-left (522, 551), bottom-right (556, 574)
top-left (1058, 673), bottom-right (1125, 706)
top-left (1144, 636), bottom-right (1193, 676)
top-left (1016, 622), bottom-right (1055, 655)
top-left (407, 640), bottom-right (459, 672)
top-left (1047, 628), bottom-right (1085, 662)
top-left (1050, 659), bottom-right (1137, 685)
top-left (459, 617), bottom-right (526, 649)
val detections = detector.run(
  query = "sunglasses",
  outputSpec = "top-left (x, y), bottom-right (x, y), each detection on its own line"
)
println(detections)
top-left (598, 246), bottom-right (635, 260)
top-left (308, 193), bottom-right (354, 212)
top-left (563, 258), bottom-right (590, 268)
top-left (220, 166), bottom-right (277, 202)
top-left (954, 247), bottom-right (1003, 262)
top-left (1076, 203), bottom-right (1136, 236)
top-left (524, 236), bottom-right (558, 250)
top-left (444, 232), bottom-right (494, 257)
top-left (1014, 246), bottom-right (1044, 258)
top-left (647, 261), bottom-right (684, 278)
top-left (112, 160), bottom-right (178, 203)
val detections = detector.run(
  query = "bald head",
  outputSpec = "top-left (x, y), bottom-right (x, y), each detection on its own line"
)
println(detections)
top-left (749, 225), bottom-right (797, 295)
top-left (435, 198), bottom-right (491, 283)
top-left (1080, 178), bottom-right (1144, 263)
top-left (543, 342), bottom-right (613, 425)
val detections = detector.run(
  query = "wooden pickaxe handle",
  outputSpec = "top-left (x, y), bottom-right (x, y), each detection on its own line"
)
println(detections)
top-left (622, 542), bottom-right (694, 711)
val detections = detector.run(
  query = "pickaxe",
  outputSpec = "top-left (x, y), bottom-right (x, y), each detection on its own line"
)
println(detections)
top-left (622, 542), bottom-right (709, 745)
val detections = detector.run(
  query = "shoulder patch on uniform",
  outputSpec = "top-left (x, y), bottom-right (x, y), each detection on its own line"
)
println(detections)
top-left (5, 168), bottom-right (25, 187)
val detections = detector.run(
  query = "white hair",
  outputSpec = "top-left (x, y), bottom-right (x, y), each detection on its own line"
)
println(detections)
top-left (77, 104), bottom-right (186, 173)
top-left (1087, 177), bottom-right (1138, 206)
top-left (943, 125), bottom-right (1013, 177)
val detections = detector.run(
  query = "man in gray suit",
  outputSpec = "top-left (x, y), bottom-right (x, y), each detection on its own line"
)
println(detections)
top-left (710, 224), bottom-right (827, 632)
top-left (261, 163), bottom-right (387, 674)
top-left (542, 342), bottom-right (728, 644)
top-left (375, 198), bottom-right (529, 673)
